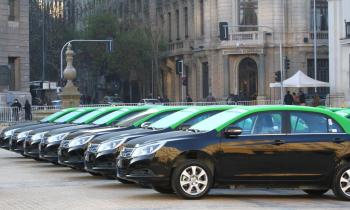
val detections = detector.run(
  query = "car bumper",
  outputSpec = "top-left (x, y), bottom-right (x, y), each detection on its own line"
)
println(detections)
top-left (58, 146), bottom-right (85, 169)
top-left (10, 137), bottom-right (25, 153)
top-left (23, 140), bottom-right (40, 158)
top-left (0, 136), bottom-right (11, 149)
top-left (39, 141), bottom-right (61, 162)
top-left (84, 150), bottom-right (117, 176)
top-left (116, 155), bottom-right (170, 185)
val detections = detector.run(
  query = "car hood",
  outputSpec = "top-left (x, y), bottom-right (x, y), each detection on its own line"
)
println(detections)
top-left (123, 130), bottom-right (204, 148)
top-left (13, 123), bottom-right (55, 134)
top-left (89, 128), bottom-right (152, 144)
top-left (2, 122), bottom-right (41, 133)
top-left (29, 124), bottom-right (73, 135)
top-left (47, 124), bottom-right (97, 136)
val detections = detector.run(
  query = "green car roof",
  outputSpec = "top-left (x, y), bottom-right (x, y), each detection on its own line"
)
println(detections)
top-left (335, 109), bottom-right (350, 118)
top-left (318, 106), bottom-right (347, 112)
top-left (40, 108), bottom-right (77, 123)
top-left (92, 106), bottom-right (154, 125)
top-left (191, 105), bottom-right (350, 133)
top-left (151, 105), bottom-right (235, 130)
top-left (72, 107), bottom-right (122, 124)
top-left (53, 107), bottom-right (98, 123)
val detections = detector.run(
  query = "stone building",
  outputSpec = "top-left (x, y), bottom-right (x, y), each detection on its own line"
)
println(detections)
top-left (328, 0), bottom-right (350, 105)
top-left (0, 0), bottom-right (30, 106)
top-left (74, 0), bottom-right (329, 102)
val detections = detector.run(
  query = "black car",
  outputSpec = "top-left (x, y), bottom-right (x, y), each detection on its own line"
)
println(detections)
top-left (58, 106), bottom-right (185, 170)
top-left (84, 106), bottom-right (232, 178)
top-left (117, 106), bottom-right (350, 200)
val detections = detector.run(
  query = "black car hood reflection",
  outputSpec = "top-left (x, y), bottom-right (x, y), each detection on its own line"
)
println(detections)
top-left (123, 130), bottom-right (206, 147)
top-left (89, 128), bottom-right (158, 144)
top-left (47, 124), bottom-right (97, 136)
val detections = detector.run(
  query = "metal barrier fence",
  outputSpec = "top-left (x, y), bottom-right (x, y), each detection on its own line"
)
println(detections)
top-left (0, 107), bottom-right (25, 123)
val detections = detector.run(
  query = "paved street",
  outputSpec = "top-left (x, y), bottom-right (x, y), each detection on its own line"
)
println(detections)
top-left (0, 149), bottom-right (348, 210)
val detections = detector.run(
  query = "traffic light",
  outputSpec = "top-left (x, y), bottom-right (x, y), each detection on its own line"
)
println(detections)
top-left (219, 22), bottom-right (229, 41)
top-left (176, 59), bottom-right (183, 75)
top-left (274, 71), bottom-right (281, 82)
top-left (284, 57), bottom-right (290, 70)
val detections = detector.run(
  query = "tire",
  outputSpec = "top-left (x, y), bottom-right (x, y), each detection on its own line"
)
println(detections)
top-left (332, 163), bottom-right (350, 201)
top-left (303, 189), bottom-right (328, 196)
top-left (152, 185), bottom-right (173, 194)
top-left (171, 160), bottom-right (213, 199)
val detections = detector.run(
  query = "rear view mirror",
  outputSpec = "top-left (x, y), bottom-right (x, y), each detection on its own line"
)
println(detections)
top-left (141, 122), bottom-right (151, 128)
top-left (178, 124), bottom-right (191, 131)
top-left (224, 127), bottom-right (242, 138)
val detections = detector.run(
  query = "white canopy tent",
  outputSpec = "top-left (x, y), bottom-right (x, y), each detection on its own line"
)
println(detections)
top-left (269, 70), bottom-right (330, 88)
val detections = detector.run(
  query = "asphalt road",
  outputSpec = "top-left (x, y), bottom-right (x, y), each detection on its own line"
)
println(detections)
top-left (0, 149), bottom-right (348, 210)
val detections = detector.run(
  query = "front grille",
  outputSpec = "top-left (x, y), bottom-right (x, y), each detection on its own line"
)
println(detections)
top-left (120, 147), bottom-right (134, 158)
top-left (60, 140), bottom-right (70, 148)
top-left (88, 144), bottom-right (99, 153)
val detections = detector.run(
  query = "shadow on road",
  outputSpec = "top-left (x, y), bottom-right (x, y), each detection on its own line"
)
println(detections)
top-left (92, 182), bottom-right (141, 190)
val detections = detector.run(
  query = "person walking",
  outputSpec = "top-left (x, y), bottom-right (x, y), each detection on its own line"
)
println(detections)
top-left (299, 90), bottom-right (306, 105)
top-left (206, 93), bottom-right (216, 102)
top-left (11, 99), bottom-right (22, 121)
top-left (284, 91), bottom-right (294, 105)
top-left (24, 100), bottom-right (32, 121)
top-left (292, 92), bottom-right (299, 105)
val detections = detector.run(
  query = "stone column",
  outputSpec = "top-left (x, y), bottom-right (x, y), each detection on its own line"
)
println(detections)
top-left (223, 55), bottom-right (230, 96)
top-left (257, 53), bottom-right (266, 101)
top-left (59, 43), bottom-right (81, 108)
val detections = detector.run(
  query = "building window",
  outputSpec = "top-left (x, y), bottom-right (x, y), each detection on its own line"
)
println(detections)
top-left (202, 62), bottom-right (209, 98)
top-left (8, 57), bottom-right (19, 91)
top-left (200, 0), bottom-right (204, 35)
top-left (239, 0), bottom-right (258, 31)
top-left (310, 0), bottom-right (328, 31)
top-left (8, 0), bottom-right (19, 21)
top-left (307, 59), bottom-right (329, 95)
top-left (176, 10), bottom-right (180, 40)
top-left (346, 22), bottom-right (350, 39)
top-left (184, 7), bottom-right (189, 38)
top-left (168, 12), bottom-right (172, 42)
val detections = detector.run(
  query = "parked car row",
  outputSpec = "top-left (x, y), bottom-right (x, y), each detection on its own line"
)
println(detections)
top-left (1, 105), bottom-right (350, 200)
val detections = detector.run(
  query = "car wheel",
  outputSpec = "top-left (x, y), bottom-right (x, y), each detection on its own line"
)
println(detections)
top-left (171, 160), bottom-right (212, 199)
top-left (303, 189), bottom-right (328, 196)
top-left (152, 185), bottom-right (173, 194)
top-left (332, 163), bottom-right (350, 201)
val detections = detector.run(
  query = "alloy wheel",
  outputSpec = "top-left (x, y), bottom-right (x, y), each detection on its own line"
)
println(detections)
top-left (340, 169), bottom-right (350, 196)
top-left (179, 166), bottom-right (208, 196)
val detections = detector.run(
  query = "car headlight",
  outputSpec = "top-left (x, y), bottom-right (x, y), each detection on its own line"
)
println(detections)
top-left (47, 133), bottom-right (69, 143)
top-left (31, 132), bottom-right (48, 142)
top-left (17, 130), bottom-right (32, 139)
top-left (97, 139), bottom-right (125, 153)
top-left (68, 135), bottom-right (94, 148)
top-left (4, 129), bottom-right (18, 138)
top-left (131, 142), bottom-right (165, 158)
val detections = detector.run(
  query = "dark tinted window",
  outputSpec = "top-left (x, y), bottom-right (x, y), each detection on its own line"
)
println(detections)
top-left (146, 111), bottom-right (177, 124)
top-left (179, 111), bottom-right (220, 128)
top-left (290, 112), bottom-right (342, 133)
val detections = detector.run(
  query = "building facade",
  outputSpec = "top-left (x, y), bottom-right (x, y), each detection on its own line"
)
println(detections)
top-left (328, 0), bottom-right (350, 105)
top-left (0, 0), bottom-right (30, 105)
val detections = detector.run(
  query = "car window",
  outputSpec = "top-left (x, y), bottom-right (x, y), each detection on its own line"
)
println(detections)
top-left (289, 112), bottom-right (338, 133)
top-left (146, 111), bottom-right (177, 124)
top-left (231, 112), bottom-right (282, 135)
top-left (179, 111), bottom-right (221, 128)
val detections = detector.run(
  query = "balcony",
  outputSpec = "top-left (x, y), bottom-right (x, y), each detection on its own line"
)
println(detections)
top-left (167, 40), bottom-right (193, 56)
top-left (289, 31), bottom-right (328, 46)
top-left (220, 31), bottom-right (266, 48)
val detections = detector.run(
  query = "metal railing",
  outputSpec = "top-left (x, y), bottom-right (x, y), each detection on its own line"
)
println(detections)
top-left (0, 107), bottom-right (25, 123)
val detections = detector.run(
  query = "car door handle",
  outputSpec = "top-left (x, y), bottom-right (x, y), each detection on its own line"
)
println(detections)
top-left (333, 138), bottom-right (345, 144)
top-left (272, 140), bottom-right (285, 146)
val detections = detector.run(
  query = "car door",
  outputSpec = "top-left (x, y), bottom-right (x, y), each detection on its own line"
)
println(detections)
top-left (217, 111), bottom-right (288, 182)
top-left (269, 111), bottom-right (346, 182)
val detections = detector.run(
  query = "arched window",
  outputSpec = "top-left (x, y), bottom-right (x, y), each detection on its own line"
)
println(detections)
top-left (239, 0), bottom-right (258, 31)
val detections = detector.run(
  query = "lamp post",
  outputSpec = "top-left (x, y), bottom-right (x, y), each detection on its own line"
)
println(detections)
top-left (60, 39), bottom-right (113, 79)
top-left (313, 0), bottom-right (318, 93)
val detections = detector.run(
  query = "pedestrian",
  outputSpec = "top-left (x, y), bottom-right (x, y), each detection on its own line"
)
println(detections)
top-left (163, 96), bottom-right (170, 103)
top-left (284, 91), bottom-right (294, 105)
top-left (186, 95), bottom-right (193, 103)
top-left (157, 95), bottom-right (163, 102)
top-left (312, 94), bottom-right (320, 107)
top-left (299, 90), bottom-right (306, 105)
top-left (24, 100), bottom-right (32, 121)
top-left (11, 99), bottom-right (22, 121)
top-left (206, 93), bottom-right (216, 102)
top-left (292, 92), bottom-right (299, 105)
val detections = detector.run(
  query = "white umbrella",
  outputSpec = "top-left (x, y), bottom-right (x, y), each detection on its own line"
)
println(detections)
top-left (269, 70), bottom-right (330, 88)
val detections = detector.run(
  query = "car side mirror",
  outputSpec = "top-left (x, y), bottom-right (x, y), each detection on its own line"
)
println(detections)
top-left (178, 124), bottom-right (190, 131)
top-left (224, 127), bottom-right (242, 138)
top-left (141, 122), bottom-right (151, 128)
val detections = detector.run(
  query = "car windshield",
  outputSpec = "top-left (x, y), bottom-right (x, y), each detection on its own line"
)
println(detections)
top-left (93, 109), bottom-right (131, 125)
top-left (116, 109), bottom-right (160, 127)
top-left (40, 110), bottom-right (70, 122)
top-left (54, 110), bottom-right (89, 123)
top-left (189, 108), bottom-right (247, 132)
top-left (72, 109), bottom-right (108, 124)
top-left (150, 108), bottom-right (198, 129)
